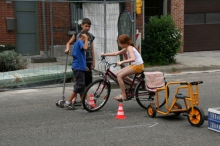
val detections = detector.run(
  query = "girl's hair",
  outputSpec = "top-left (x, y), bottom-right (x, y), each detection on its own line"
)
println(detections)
top-left (117, 34), bottom-right (135, 47)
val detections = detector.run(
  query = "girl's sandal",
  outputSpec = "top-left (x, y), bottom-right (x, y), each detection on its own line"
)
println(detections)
top-left (113, 95), bottom-right (127, 102)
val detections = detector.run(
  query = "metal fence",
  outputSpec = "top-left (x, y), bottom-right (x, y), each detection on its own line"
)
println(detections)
top-left (1, 0), bottom-right (136, 90)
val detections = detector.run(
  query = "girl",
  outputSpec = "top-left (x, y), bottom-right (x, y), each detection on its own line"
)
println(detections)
top-left (101, 34), bottom-right (144, 101)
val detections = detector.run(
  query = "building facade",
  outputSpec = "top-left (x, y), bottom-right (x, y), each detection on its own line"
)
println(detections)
top-left (0, 0), bottom-right (220, 55)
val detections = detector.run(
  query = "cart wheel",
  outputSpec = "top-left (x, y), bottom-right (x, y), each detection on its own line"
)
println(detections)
top-left (147, 105), bottom-right (157, 118)
top-left (55, 101), bottom-right (59, 106)
top-left (59, 100), bottom-right (65, 108)
top-left (187, 106), bottom-right (205, 127)
top-left (173, 102), bottom-right (182, 116)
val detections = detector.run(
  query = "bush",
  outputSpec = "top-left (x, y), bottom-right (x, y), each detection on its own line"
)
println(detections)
top-left (141, 15), bottom-right (182, 65)
top-left (0, 50), bottom-right (28, 72)
top-left (0, 44), bottom-right (16, 52)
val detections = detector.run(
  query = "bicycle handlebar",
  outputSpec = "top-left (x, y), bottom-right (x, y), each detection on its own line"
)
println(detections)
top-left (100, 56), bottom-right (117, 68)
top-left (180, 81), bottom-right (203, 85)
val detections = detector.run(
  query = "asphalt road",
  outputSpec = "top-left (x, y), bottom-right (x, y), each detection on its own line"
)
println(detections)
top-left (1, 71), bottom-right (220, 146)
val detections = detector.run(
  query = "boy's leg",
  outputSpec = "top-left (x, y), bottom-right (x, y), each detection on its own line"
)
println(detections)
top-left (67, 92), bottom-right (77, 103)
top-left (65, 92), bottom-right (77, 109)
top-left (65, 70), bottom-right (85, 109)
top-left (83, 63), bottom-right (92, 101)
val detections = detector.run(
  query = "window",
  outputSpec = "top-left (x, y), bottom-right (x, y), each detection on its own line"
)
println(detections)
top-left (206, 13), bottom-right (220, 24)
top-left (144, 0), bottom-right (163, 23)
top-left (184, 13), bottom-right (205, 25)
top-left (70, 3), bottom-right (83, 31)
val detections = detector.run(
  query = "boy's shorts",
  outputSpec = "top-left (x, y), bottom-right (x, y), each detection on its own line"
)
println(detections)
top-left (85, 63), bottom-right (93, 87)
top-left (129, 64), bottom-right (144, 73)
top-left (73, 70), bottom-right (85, 94)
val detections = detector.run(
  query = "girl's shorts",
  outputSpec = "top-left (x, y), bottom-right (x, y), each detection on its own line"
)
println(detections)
top-left (129, 64), bottom-right (144, 73)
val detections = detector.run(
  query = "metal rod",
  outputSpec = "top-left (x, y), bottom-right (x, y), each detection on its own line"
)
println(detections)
top-left (12, 0), bottom-right (135, 2)
top-left (163, 0), bottom-right (167, 16)
top-left (104, 0), bottom-right (106, 53)
top-left (42, 1), bottom-right (48, 57)
top-left (50, 1), bottom-right (54, 57)
top-left (132, 1), bottom-right (136, 45)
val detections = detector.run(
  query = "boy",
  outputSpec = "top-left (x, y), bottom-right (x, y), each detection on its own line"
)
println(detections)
top-left (65, 18), bottom-right (95, 105)
top-left (64, 30), bottom-right (90, 109)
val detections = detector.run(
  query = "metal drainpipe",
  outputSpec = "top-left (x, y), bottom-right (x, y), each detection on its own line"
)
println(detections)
top-left (142, 0), bottom-right (145, 38)
top-left (42, 1), bottom-right (48, 57)
top-left (133, 0), bottom-right (136, 45)
top-left (50, 1), bottom-right (54, 57)
top-left (163, 0), bottom-right (167, 16)
top-left (104, 0), bottom-right (106, 53)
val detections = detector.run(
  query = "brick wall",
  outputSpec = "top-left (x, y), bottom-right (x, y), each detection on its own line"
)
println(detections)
top-left (0, 2), bottom-right (15, 45)
top-left (38, 2), bottom-right (71, 51)
top-left (0, 1), bottom-right (71, 52)
top-left (170, 0), bottom-right (184, 52)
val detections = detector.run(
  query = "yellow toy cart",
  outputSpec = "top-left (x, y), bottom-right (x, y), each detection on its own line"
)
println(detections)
top-left (146, 80), bottom-right (206, 127)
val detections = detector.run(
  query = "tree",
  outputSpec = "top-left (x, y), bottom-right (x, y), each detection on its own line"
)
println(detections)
top-left (141, 15), bottom-right (182, 65)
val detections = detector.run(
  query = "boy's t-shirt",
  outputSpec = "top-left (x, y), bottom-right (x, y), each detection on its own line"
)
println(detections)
top-left (72, 40), bottom-right (86, 71)
top-left (75, 32), bottom-right (95, 63)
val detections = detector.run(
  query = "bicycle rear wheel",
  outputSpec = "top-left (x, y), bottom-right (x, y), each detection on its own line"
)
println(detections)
top-left (135, 81), bottom-right (169, 110)
top-left (82, 79), bottom-right (111, 112)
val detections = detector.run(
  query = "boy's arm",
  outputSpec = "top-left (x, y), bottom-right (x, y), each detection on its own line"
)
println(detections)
top-left (91, 42), bottom-right (95, 69)
top-left (82, 35), bottom-right (88, 50)
top-left (65, 35), bottom-right (76, 54)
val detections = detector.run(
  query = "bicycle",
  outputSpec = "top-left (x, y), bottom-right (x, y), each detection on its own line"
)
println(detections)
top-left (146, 81), bottom-right (206, 127)
top-left (82, 56), bottom-right (169, 112)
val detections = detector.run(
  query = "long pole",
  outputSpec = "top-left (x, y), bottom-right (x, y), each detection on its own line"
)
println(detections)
top-left (50, 1), bottom-right (54, 57)
top-left (42, 1), bottom-right (48, 57)
top-left (104, 0), bottom-right (106, 53)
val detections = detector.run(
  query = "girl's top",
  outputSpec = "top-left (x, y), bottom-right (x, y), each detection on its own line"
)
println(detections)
top-left (126, 47), bottom-right (143, 65)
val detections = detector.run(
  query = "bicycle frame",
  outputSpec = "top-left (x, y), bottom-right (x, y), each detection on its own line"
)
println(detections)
top-left (99, 57), bottom-right (144, 97)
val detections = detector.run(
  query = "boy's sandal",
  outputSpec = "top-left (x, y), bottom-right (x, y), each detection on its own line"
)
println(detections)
top-left (113, 95), bottom-right (127, 102)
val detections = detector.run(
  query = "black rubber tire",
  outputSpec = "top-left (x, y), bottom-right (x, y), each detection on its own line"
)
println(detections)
top-left (187, 106), bottom-right (205, 127)
top-left (173, 102), bottom-right (182, 116)
top-left (135, 81), bottom-right (169, 110)
top-left (147, 105), bottom-right (157, 118)
top-left (82, 79), bottom-right (111, 112)
top-left (59, 101), bottom-right (65, 108)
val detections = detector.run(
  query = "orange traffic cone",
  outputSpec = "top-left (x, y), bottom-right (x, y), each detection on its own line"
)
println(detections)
top-left (115, 103), bottom-right (126, 119)
top-left (89, 94), bottom-right (97, 108)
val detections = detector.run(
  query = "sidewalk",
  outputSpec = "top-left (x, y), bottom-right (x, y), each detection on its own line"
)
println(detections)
top-left (1, 51), bottom-right (220, 88)
top-left (144, 50), bottom-right (220, 73)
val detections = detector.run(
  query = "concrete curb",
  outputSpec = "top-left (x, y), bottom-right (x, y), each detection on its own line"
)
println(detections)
top-left (144, 65), bottom-right (220, 73)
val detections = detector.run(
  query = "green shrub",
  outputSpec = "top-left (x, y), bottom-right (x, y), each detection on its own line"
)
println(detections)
top-left (141, 15), bottom-right (182, 65)
top-left (0, 50), bottom-right (28, 72)
top-left (0, 44), bottom-right (16, 52)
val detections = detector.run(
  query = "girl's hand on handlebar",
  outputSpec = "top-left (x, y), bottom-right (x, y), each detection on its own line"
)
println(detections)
top-left (117, 61), bottom-right (123, 66)
top-left (101, 52), bottom-right (105, 56)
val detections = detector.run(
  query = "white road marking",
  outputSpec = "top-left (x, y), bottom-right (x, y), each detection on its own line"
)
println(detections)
top-left (148, 122), bottom-right (158, 128)
top-left (165, 69), bottom-right (220, 76)
top-left (115, 123), bottom-right (158, 129)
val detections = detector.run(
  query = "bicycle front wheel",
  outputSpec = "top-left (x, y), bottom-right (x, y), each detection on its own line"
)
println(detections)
top-left (135, 81), bottom-right (169, 110)
top-left (82, 79), bottom-right (111, 112)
